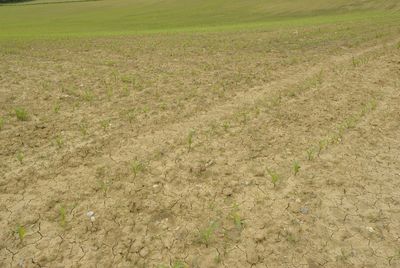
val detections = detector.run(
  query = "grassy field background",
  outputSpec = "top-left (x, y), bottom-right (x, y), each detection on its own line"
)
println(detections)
top-left (0, 0), bottom-right (399, 39)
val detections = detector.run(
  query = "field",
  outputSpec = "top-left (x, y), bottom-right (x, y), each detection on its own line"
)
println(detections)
top-left (1, 0), bottom-right (400, 267)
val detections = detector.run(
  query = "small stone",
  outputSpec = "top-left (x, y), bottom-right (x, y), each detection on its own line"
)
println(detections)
top-left (246, 247), bottom-right (259, 265)
top-left (254, 232), bottom-right (265, 242)
top-left (300, 207), bottom-right (309, 214)
top-left (223, 187), bottom-right (233, 196)
top-left (139, 247), bottom-right (149, 257)
top-left (87, 211), bottom-right (94, 217)
top-left (90, 216), bottom-right (96, 222)
top-left (366, 226), bottom-right (374, 233)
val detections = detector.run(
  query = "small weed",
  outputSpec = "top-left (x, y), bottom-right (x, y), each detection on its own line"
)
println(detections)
top-left (16, 151), bottom-right (24, 164)
top-left (16, 225), bottom-right (26, 241)
top-left (187, 129), bottom-right (195, 152)
top-left (131, 160), bottom-right (145, 178)
top-left (293, 161), bottom-right (300, 176)
top-left (397, 42), bottom-right (400, 49)
top-left (198, 221), bottom-right (217, 247)
top-left (15, 108), bottom-right (28, 121)
top-left (266, 168), bottom-right (280, 187)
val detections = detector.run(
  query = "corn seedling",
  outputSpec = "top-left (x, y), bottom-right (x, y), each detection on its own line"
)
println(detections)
top-left (79, 122), bottom-right (88, 136)
top-left (0, 117), bottom-right (4, 130)
top-left (100, 119), bottom-right (111, 131)
top-left (55, 135), bottom-right (64, 149)
top-left (122, 86), bottom-right (130, 96)
top-left (54, 103), bottom-right (60, 113)
top-left (172, 260), bottom-right (186, 268)
top-left (306, 147), bottom-right (315, 161)
top-left (286, 232), bottom-right (297, 244)
top-left (388, 250), bottom-right (400, 265)
top-left (16, 151), bottom-right (24, 164)
top-left (230, 204), bottom-right (244, 229)
top-left (83, 90), bottom-right (94, 102)
top-left (98, 179), bottom-right (110, 196)
top-left (352, 56), bottom-right (369, 68)
top-left (59, 206), bottom-right (67, 228)
top-left (318, 140), bottom-right (328, 155)
top-left (293, 161), bottom-right (300, 176)
top-left (131, 160), bottom-right (145, 178)
top-left (198, 221), bottom-right (217, 247)
top-left (126, 109), bottom-right (137, 123)
top-left (16, 225), bottom-right (26, 241)
top-left (266, 168), bottom-right (280, 187)
top-left (15, 108), bottom-right (28, 121)
top-left (222, 121), bottom-right (230, 132)
top-left (187, 129), bottom-right (195, 152)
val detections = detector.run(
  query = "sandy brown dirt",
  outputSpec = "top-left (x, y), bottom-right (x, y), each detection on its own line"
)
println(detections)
top-left (1, 20), bottom-right (400, 267)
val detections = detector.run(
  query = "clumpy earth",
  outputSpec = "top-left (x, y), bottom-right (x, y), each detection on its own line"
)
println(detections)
top-left (1, 18), bottom-right (400, 267)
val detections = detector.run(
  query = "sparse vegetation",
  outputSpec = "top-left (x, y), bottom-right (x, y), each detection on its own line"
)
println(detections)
top-left (1, 1), bottom-right (399, 267)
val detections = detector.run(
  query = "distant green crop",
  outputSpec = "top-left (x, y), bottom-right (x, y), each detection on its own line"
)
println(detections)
top-left (0, 0), bottom-right (398, 39)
